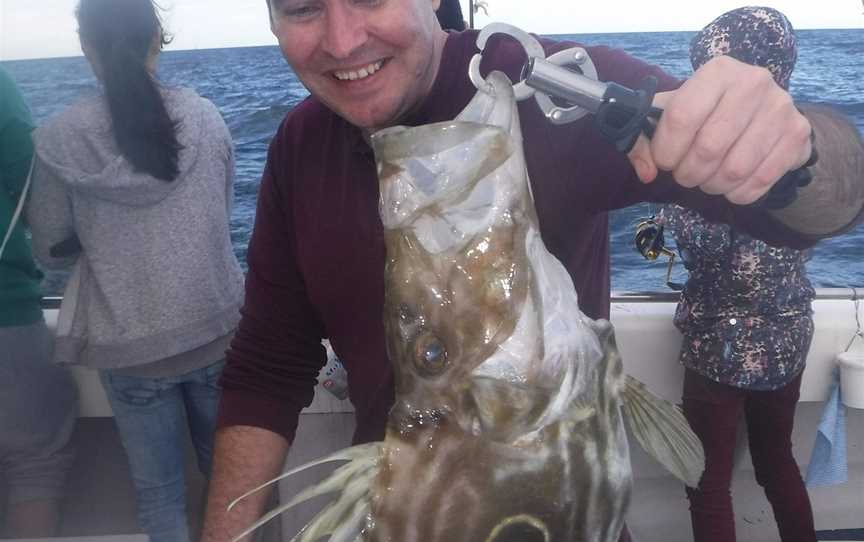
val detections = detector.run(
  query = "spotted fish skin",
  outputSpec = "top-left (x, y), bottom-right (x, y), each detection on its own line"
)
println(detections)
top-left (229, 65), bottom-right (702, 542)
top-left (367, 71), bottom-right (631, 542)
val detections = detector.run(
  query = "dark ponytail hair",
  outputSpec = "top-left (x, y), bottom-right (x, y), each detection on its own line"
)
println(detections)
top-left (77, 0), bottom-right (181, 182)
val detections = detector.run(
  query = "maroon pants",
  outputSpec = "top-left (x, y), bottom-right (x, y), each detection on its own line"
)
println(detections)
top-left (682, 369), bottom-right (816, 542)
top-left (618, 525), bottom-right (632, 542)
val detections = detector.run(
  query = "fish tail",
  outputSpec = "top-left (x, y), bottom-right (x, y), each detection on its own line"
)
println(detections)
top-left (230, 442), bottom-right (382, 542)
top-left (621, 375), bottom-right (705, 487)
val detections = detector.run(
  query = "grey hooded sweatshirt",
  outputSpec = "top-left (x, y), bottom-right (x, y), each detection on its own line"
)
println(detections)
top-left (27, 88), bottom-right (244, 371)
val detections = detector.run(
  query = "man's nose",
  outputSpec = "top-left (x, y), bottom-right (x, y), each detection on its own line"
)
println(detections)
top-left (322, 5), bottom-right (369, 59)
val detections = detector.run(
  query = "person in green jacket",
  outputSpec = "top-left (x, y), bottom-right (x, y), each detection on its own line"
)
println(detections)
top-left (0, 66), bottom-right (77, 538)
top-left (0, 68), bottom-right (41, 324)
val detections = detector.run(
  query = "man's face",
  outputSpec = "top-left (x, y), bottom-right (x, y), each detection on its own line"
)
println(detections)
top-left (270, 0), bottom-right (447, 132)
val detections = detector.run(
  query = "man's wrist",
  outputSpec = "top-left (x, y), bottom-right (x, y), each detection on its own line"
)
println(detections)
top-left (753, 108), bottom-right (819, 210)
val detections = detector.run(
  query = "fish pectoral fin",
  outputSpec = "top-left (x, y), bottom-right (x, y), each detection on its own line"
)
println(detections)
top-left (621, 375), bottom-right (705, 488)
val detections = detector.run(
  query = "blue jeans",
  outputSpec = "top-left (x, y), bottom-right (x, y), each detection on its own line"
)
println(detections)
top-left (100, 360), bottom-right (224, 542)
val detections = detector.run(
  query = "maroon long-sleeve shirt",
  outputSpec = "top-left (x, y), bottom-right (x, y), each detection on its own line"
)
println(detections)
top-left (217, 30), bottom-right (808, 445)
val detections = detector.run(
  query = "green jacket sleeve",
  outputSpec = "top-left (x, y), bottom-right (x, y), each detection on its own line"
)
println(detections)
top-left (0, 68), bottom-right (35, 199)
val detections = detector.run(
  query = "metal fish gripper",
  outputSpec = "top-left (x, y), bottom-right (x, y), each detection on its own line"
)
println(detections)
top-left (469, 22), bottom-right (660, 153)
top-left (468, 22), bottom-right (814, 209)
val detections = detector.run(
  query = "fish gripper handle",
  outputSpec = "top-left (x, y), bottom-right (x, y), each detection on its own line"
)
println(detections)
top-left (595, 75), bottom-right (660, 154)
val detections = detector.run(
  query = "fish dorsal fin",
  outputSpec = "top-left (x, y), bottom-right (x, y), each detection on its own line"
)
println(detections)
top-left (620, 375), bottom-right (705, 487)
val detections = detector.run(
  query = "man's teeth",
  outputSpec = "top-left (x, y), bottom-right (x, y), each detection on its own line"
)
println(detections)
top-left (334, 60), bottom-right (384, 81)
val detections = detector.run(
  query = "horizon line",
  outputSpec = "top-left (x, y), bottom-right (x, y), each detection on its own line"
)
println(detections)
top-left (2, 25), bottom-right (861, 63)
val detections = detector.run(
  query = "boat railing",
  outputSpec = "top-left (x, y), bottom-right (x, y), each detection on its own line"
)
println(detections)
top-left (611, 287), bottom-right (862, 303)
top-left (40, 287), bottom-right (864, 416)
top-left (39, 287), bottom-right (863, 308)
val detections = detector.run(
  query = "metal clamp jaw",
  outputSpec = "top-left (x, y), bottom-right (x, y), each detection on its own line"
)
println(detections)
top-left (469, 23), bottom-right (598, 124)
top-left (530, 49), bottom-right (598, 124)
top-left (469, 22), bottom-right (658, 151)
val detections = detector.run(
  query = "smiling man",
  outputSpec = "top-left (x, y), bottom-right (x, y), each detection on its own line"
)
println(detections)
top-left (201, 0), bottom-right (864, 540)
top-left (268, 0), bottom-right (447, 131)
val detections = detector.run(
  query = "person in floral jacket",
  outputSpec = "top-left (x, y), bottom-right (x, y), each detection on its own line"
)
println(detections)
top-left (660, 7), bottom-right (818, 542)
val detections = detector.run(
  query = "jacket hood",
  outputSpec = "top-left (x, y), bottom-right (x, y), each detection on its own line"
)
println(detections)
top-left (34, 87), bottom-right (205, 207)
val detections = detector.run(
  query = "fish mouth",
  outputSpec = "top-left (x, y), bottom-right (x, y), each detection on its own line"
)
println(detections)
top-left (485, 514), bottom-right (550, 542)
top-left (392, 406), bottom-right (447, 435)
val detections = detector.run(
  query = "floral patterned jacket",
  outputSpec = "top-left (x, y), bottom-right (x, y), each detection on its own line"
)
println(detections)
top-left (659, 205), bottom-right (815, 390)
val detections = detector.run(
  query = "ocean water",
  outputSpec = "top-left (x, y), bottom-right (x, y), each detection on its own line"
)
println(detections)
top-left (3, 29), bottom-right (862, 295)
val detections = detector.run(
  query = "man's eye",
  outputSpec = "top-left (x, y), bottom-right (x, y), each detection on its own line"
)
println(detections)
top-left (291, 6), bottom-right (320, 17)
top-left (351, 0), bottom-right (385, 8)
top-left (277, 3), bottom-right (322, 19)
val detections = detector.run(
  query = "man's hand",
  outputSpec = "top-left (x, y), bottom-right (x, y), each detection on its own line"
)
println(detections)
top-left (201, 426), bottom-right (290, 542)
top-left (628, 55), bottom-right (813, 205)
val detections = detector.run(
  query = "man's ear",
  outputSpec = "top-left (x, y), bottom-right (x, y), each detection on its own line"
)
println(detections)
top-left (430, 0), bottom-right (442, 12)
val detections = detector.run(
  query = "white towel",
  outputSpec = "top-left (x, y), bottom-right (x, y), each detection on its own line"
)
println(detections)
top-left (806, 367), bottom-right (848, 487)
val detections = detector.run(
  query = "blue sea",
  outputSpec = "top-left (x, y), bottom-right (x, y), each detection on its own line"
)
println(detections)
top-left (3, 29), bottom-right (862, 295)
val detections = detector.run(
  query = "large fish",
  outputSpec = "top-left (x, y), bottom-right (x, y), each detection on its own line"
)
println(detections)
top-left (231, 70), bottom-right (703, 542)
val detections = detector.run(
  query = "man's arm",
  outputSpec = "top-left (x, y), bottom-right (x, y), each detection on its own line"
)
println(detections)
top-left (769, 104), bottom-right (864, 237)
top-left (622, 55), bottom-right (864, 240)
top-left (202, 426), bottom-right (290, 542)
top-left (201, 124), bottom-right (328, 541)
top-left (625, 56), bottom-right (856, 204)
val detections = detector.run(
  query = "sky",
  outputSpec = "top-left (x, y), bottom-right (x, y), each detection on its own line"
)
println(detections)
top-left (1, 0), bottom-right (862, 61)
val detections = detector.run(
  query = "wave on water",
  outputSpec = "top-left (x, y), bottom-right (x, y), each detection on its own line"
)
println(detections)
top-left (3, 29), bottom-right (862, 294)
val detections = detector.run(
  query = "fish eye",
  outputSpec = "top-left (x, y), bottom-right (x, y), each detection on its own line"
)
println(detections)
top-left (413, 333), bottom-right (448, 375)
